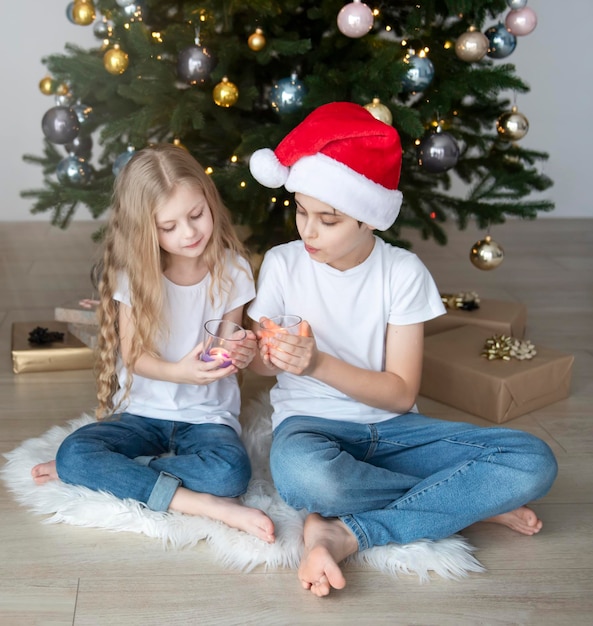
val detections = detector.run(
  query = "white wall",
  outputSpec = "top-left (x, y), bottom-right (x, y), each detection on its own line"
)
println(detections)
top-left (2, 1), bottom-right (591, 221)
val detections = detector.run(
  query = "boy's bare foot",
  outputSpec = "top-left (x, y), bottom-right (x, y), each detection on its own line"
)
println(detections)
top-left (483, 506), bottom-right (543, 535)
top-left (298, 513), bottom-right (359, 597)
top-left (31, 460), bottom-right (59, 485)
top-left (169, 488), bottom-right (276, 544)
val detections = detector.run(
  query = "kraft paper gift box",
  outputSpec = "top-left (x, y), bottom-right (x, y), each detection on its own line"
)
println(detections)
top-left (11, 321), bottom-right (95, 374)
top-left (425, 298), bottom-right (527, 338)
top-left (420, 325), bottom-right (574, 424)
top-left (67, 323), bottom-right (98, 349)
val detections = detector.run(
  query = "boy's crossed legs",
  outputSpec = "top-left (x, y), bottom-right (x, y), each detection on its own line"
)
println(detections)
top-left (270, 413), bottom-right (557, 597)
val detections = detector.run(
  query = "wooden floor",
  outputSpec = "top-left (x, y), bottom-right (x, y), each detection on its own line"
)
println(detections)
top-left (1, 219), bottom-right (592, 625)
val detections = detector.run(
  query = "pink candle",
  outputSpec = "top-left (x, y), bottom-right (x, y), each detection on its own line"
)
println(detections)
top-left (201, 346), bottom-right (232, 368)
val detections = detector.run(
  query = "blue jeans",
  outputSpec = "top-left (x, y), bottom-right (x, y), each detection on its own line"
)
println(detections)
top-left (56, 413), bottom-right (251, 511)
top-left (270, 413), bottom-right (557, 549)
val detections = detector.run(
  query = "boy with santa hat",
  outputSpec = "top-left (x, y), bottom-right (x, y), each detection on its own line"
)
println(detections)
top-left (247, 102), bottom-right (557, 597)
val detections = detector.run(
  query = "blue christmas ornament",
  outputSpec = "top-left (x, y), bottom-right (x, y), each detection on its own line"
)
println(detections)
top-left (112, 146), bottom-right (136, 176)
top-left (401, 54), bottom-right (435, 93)
top-left (56, 155), bottom-right (92, 187)
top-left (65, 2), bottom-right (76, 24)
top-left (72, 102), bottom-right (94, 126)
top-left (485, 23), bottom-right (517, 59)
top-left (269, 74), bottom-right (307, 114)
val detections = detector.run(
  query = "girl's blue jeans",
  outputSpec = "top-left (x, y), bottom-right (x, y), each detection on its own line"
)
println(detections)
top-left (270, 413), bottom-right (558, 550)
top-left (56, 413), bottom-right (252, 512)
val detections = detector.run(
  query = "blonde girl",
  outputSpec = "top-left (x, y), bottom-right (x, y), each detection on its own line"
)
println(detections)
top-left (32, 144), bottom-right (275, 543)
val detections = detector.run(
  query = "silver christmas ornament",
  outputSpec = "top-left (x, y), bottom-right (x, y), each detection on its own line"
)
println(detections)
top-left (507, 0), bottom-right (528, 9)
top-left (177, 45), bottom-right (217, 85)
top-left (65, 135), bottom-right (93, 159)
top-left (41, 106), bottom-right (80, 144)
top-left (417, 129), bottom-right (460, 173)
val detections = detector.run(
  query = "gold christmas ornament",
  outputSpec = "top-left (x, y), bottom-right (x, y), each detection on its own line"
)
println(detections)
top-left (363, 98), bottom-right (393, 125)
top-left (104, 45), bottom-right (129, 75)
top-left (55, 82), bottom-right (70, 96)
top-left (496, 106), bottom-right (529, 141)
top-left (248, 28), bottom-right (266, 51)
top-left (469, 235), bottom-right (504, 270)
top-left (213, 77), bottom-right (239, 107)
top-left (39, 76), bottom-right (55, 95)
top-left (172, 138), bottom-right (188, 151)
top-left (72, 0), bottom-right (96, 26)
top-left (455, 26), bottom-right (489, 62)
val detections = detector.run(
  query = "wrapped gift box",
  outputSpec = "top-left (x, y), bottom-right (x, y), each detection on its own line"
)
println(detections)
top-left (11, 321), bottom-right (95, 374)
top-left (54, 300), bottom-right (98, 326)
top-left (420, 325), bottom-right (574, 424)
top-left (68, 323), bottom-right (98, 349)
top-left (425, 299), bottom-right (527, 338)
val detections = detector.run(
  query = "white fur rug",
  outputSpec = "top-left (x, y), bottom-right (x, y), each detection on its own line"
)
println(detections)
top-left (1, 393), bottom-right (484, 581)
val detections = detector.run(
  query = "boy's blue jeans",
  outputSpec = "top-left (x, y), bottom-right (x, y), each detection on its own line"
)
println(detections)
top-left (56, 413), bottom-right (251, 511)
top-left (270, 413), bottom-right (557, 550)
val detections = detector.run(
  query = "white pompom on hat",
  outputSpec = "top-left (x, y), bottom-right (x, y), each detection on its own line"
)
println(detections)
top-left (249, 101), bottom-right (403, 231)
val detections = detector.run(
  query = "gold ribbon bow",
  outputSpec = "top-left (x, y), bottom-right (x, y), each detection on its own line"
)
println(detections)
top-left (441, 291), bottom-right (480, 311)
top-left (481, 335), bottom-right (537, 361)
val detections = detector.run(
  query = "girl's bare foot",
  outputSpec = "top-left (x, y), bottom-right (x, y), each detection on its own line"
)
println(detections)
top-left (31, 460), bottom-right (59, 485)
top-left (169, 488), bottom-right (276, 544)
top-left (298, 513), bottom-right (359, 597)
top-left (483, 506), bottom-right (543, 535)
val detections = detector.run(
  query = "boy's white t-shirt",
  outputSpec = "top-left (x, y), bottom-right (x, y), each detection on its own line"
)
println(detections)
top-left (248, 237), bottom-right (445, 429)
top-left (112, 252), bottom-right (255, 433)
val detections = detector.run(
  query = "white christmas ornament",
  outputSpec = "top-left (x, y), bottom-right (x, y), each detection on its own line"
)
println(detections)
top-left (337, 1), bottom-right (374, 38)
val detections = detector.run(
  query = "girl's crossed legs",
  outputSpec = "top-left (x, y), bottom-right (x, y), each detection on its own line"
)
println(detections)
top-left (32, 413), bottom-right (274, 543)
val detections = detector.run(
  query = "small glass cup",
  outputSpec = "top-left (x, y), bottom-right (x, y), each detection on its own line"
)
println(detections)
top-left (200, 319), bottom-right (246, 368)
top-left (259, 315), bottom-right (303, 351)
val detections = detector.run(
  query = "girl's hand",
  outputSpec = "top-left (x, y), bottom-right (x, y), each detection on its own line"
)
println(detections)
top-left (230, 330), bottom-right (257, 370)
top-left (176, 343), bottom-right (238, 385)
top-left (261, 320), bottom-right (318, 376)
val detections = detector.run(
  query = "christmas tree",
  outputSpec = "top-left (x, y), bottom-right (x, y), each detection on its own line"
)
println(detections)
top-left (22, 0), bottom-right (553, 253)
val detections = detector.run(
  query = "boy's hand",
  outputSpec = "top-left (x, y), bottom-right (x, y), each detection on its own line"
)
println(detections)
top-left (265, 320), bottom-right (319, 376)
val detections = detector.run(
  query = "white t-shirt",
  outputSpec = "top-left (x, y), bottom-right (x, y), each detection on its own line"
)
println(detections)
top-left (112, 252), bottom-right (255, 433)
top-left (248, 237), bottom-right (445, 429)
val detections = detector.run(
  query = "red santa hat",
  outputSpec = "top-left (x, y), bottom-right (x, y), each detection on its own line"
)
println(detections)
top-left (249, 101), bottom-right (403, 231)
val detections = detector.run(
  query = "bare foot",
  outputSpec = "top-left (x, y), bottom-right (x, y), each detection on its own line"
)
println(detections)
top-left (483, 506), bottom-right (543, 535)
top-left (298, 513), bottom-right (359, 597)
top-left (169, 488), bottom-right (275, 544)
top-left (31, 460), bottom-right (59, 485)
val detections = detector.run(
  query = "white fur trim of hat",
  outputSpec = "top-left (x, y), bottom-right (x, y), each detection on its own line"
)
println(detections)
top-left (249, 102), bottom-right (403, 231)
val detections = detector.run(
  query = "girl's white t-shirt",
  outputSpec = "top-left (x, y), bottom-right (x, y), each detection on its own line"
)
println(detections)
top-left (248, 237), bottom-right (445, 429)
top-left (112, 253), bottom-right (255, 433)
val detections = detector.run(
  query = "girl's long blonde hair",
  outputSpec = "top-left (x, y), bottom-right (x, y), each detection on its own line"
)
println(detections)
top-left (95, 143), bottom-right (249, 419)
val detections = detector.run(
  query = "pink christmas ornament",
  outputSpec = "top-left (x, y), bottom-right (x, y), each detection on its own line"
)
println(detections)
top-left (505, 7), bottom-right (537, 36)
top-left (337, 1), bottom-right (374, 38)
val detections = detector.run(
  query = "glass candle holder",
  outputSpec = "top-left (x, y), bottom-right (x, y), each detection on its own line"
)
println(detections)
top-left (201, 319), bottom-right (246, 368)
